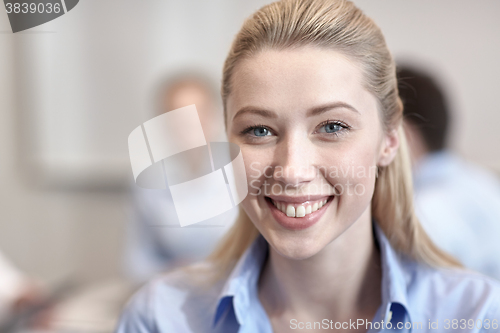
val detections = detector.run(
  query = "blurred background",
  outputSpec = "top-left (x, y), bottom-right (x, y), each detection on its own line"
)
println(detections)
top-left (0, 0), bottom-right (499, 332)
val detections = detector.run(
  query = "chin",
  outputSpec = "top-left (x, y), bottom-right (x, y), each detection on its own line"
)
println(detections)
top-left (270, 234), bottom-right (328, 260)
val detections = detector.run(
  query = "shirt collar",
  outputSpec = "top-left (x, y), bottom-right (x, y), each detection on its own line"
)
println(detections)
top-left (213, 223), bottom-right (413, 328)
top-left (213, 235), bottom-right (268, 327)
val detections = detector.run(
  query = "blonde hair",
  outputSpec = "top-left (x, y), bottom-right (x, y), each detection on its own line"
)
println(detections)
top-left (209, 0), bottom-right (460, 273)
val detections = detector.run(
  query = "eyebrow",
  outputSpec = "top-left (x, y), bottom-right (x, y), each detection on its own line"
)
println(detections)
top-left (307, 102), bottom-right (360, 116)
top-left (231, 107), bottom-right (278, 122)
top-left (232, 102), bottom-right (360, 122)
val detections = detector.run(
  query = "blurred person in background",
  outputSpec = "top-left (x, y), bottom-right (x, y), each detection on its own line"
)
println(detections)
top-left (124, 73), bottom-right (238, 282)
top-left (399, 65), bottom-right (500, 280)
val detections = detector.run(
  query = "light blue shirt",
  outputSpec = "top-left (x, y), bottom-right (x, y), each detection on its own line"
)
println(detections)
top-left (413, 151), bottom-right (500, 280)
top-left (116, 223), bottom-right (500, 333)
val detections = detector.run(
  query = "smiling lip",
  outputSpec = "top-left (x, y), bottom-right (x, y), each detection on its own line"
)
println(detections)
top-left (265, 195), bottom-right (333, 231)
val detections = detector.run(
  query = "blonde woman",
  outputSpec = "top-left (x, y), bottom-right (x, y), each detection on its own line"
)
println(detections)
top-left (116, 0), bottom-right (500, 332)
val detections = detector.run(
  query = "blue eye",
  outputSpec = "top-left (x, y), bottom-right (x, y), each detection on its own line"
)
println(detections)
top-left (252, 126), bottom-right (271, 136)
top-left (318, 122), bottom-right (345, 134)
top-left (239, 124), bottom-right (274, 140)
top-left (324, 123), bottom-right (342, 133)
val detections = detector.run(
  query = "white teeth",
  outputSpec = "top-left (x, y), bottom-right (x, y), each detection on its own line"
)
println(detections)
top-left (272, 198), bottom-right (331, 218)
top-left (296, 205), bottom-right (306, 217)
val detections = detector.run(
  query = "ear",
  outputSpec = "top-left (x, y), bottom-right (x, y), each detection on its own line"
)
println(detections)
top-left (377, 127), bottom-right (400, 167)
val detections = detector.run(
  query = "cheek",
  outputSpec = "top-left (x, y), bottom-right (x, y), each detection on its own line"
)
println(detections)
top-left (227, 129), bottom-right (269, 196)
top-left (238, 147), bottom-right (273, 221)
top-left (323, 141), bottom-right (379, 208)
top-left (242, 148), bottom-right (274, 194)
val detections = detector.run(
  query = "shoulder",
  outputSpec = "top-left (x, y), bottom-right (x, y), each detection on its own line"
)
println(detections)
top-left (115, 262), bottom-right (227, 333)
top-left (403, 259), bottom-right (500, 320)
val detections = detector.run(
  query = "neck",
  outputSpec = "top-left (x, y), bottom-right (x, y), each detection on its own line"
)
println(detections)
top-left (258, 208), bottom-right (381, 325)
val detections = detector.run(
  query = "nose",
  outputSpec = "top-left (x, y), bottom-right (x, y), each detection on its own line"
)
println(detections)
top-left (272, 133), bottom-right (317, 187)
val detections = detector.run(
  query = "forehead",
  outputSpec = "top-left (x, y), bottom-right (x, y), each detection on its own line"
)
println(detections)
top-left (227, 46), bottom-right (377, 121)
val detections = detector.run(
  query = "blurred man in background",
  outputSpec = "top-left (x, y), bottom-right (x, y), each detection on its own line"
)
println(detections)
top-left (399, 66), bottom-right (500, 280)
top-left (124, 73), bottom-right (237, 282)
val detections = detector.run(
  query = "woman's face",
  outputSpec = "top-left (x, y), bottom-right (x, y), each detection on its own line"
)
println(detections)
top-left (226, 46), bottom-right (398, 259)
